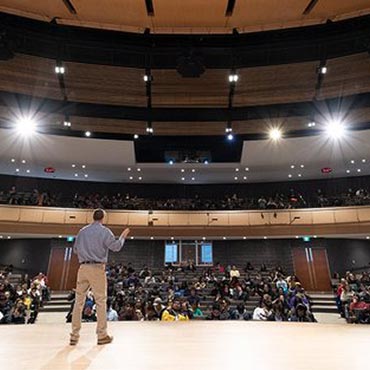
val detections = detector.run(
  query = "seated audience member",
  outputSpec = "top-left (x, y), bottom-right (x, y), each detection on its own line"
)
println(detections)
top-left (230, 303), bottom-right (252, 321)
top-left (253, 294), bottom-right (273, 321)
top-left (107, 299), bottom-right (119, 321)
top-left (289, 303), bottom-right (316, 323)
top-left (161, 298), bottom-right (189, 321)
top-left (152, 297), bottom-right (166, 320)
top-left (348, 294), bottom-right (370, 324)
top-left (230, 265), bottom-right (240, 279)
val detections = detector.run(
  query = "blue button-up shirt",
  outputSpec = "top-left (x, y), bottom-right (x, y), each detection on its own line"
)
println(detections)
top-left (73, 221), bottom-right (125, 263)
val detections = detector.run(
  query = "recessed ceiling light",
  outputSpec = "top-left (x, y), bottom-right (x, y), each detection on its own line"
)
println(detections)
top-left (300, 164), bottom-right (304, 168)
top-left (85, 131), bottom-right (91, 137)
top-left (350, 160), bottom-right (355, 164)
top-left (181, 169), bottom-right (185, 173)
top-left (181, 177), bottom-right (185, 181)
top-left (245, 167), bottom-right (249, 171)
top-left (72, 164), bottom-right (76, 168)
top-left (288, 174), bottom-right (292, 178)
top-left (235, 168), bottom-right (239, 172)
top-left (138, 177), bottom-right (142, 180)
top-left (137, 168), bottom-right (141, 172)
top-left (74, 173), bottom-right (78, 177)
top-left (11, 158), bottom-right (15, 162)
top-left (357, 169), bottom-right (361, 173)
top-left (15, 168), bottom-right (20, 172)
top-left (243, 176), bottom-right (247, 180)
top-left (234, 176), bottom-right (238, 180)
top-left (21, 160), bottom-right (26, 164)
top-left (291, 165), bottom-right (295, 169)
top-left (129, 176), bottom-right (133, 180)
top-left (362, 159), bottom-right (366, 163)
top-left (191, 169), bottom-right (195, 173)
top-left (128, 167), bottom-right (131, 171)
top-left (82, 165), bottom-right (86, 169)
top-left (298, 174), bottom-right (302, 177)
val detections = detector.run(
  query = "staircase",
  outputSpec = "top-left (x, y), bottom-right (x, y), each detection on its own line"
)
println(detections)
top-left (40, 291), bottom-right (70, 313)
top-left (309, 292), bottom-right (338, 314)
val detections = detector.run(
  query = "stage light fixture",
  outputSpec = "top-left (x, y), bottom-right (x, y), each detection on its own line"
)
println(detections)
top-left (227, 133), bottom-right (234, 141)
top-left (15, 116), bottom-right (36, 137)
top-left (134, 134), bottom-right (139, 139)
top-left (191, 177), bottom-right (195, 181)
top-left (26, 169), bottom-right (30, 173)
top-left (181, 177), bottom-right (185, 181)
top-left (325, 119), bottom-right (345, 139)
top-left (243, 176), bottom-right (247, 180)
top-left (21, 160), bottom-right (26, 164)
top-left (307, 121), bottom-right (316, 127)
top-left (55, 61), bottom-right (66, 75)
top-left (346, 170), bottom-right (350, 173)
top-left (129, 176), bottom-right (133, 180)
top-left (84, 174), bottom-right (88, 178)
top-left (204, 160), bottom-right (209, 165)
top-left (288, 174), bottom-right (292, 178)
top-left (72, 164), bottom-right (76, 168)
top-left (11, 158), bottom-right (15, 162)
top-left (357, 169), bottom-right (361, 173)
top-left (350, 160), bottom-right (355, 164)
top-left (74, 173), bottom-right (78, 177)
top-left (362, 159), bottom-right (366, 163)
top-left (234, 176), bottom-right (238, 180)
top-left (82, 165), bottom-right (86, 169)
top-left (269, 128), bottom-right (282, 140)
top-left (181, 169), bottom-right (185, 172)
top-left (15, 168), bottom-right (19, 172)
top-left (228, 74), bottom-right (238, 83)
top-left (169, 160), bottom-right (174, 165)
top-left (85, 131), bottom-right (91, 137)
top-left (63, 119), bottom-right (71, 127)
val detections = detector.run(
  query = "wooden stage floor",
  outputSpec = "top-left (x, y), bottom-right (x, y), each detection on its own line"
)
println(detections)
top-left (0, 321), bottom-right (369, 370)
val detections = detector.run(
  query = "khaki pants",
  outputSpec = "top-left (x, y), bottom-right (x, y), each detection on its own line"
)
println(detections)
top-left (71, 264), bottom-right (108, 340)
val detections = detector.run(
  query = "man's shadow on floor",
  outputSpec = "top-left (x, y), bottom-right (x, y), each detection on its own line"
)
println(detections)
top-left (40, 345), bottom-right (104, 370)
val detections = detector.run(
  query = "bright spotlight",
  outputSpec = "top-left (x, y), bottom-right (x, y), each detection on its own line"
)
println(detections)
top-left (169, 160), bottom-right (174, 165)
top-left (269, 128), bottom-right (282, 140)
top-left (325, 119), bottom-right (345, 139)
top-left (15, 117), bottom-right (36, 137)
top-left (85, 131), bottom-right (92, 137)
top-left (227, 133), bottom-right (234, 141)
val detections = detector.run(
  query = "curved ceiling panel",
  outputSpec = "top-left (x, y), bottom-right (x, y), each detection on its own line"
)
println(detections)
top-left (1, 0), bottom-right (370, 34)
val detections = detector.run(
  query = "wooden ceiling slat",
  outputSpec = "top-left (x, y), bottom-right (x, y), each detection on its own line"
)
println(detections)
top-left (2, 0), bottom-right (370, 33)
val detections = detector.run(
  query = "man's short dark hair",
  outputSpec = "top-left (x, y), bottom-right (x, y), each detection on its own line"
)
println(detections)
top-left (93, 209), bottom-right (105, 221)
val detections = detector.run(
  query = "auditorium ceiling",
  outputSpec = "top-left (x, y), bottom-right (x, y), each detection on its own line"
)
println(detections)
top-left (0, 127), bottom-right (370, 184)
top-left (1, 0), bottom-right (370, 34)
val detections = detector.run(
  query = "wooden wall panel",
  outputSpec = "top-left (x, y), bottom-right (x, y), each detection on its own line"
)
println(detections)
top-left (107, 212), bottom-right (129, 226)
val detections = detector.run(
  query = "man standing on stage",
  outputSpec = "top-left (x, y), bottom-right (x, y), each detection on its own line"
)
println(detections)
top-left (70, 208), bottom-right (130, 345)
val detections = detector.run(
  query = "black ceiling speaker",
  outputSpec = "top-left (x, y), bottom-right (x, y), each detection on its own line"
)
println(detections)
top-left (0, 31), bottom-right (14, 60)
top-left (176, 52), bottom-right (205, 78)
